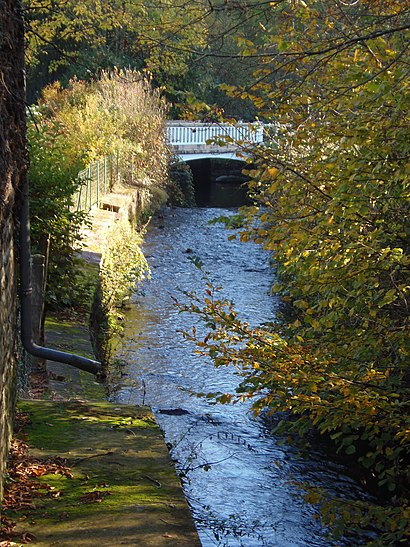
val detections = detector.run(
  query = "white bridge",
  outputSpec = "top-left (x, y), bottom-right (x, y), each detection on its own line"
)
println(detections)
top-left (74, 121), bottom-right (269, 212)
top-left (166, 121), bottom-right (265, 161)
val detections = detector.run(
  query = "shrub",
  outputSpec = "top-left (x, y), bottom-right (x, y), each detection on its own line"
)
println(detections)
top-left (167, 159), bottom-right (196, 207)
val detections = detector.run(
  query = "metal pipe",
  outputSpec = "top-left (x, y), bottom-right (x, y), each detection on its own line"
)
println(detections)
top-left (19, 175), bottom-right (101, 375)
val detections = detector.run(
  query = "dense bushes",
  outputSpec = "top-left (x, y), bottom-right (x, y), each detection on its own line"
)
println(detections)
top-left (166, 159), bottom-right (195, 207)
top-left (28, 110), bottom-right (88, 308)
top-left (37, 69), bottom-right (169, 187)
top-left (91, 220), bottom-right (150, 364)
top-left (28, 69), bottom-right (169, 309)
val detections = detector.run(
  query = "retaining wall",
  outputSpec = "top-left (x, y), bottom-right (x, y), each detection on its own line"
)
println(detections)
top-left (0, 0), bottom-right (26, 503)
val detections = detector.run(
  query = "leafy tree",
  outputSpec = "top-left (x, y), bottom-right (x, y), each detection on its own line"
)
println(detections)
top-left (28, 107), bottom-right (87, 308)
top-left (23, 0), bottom-right (209, 103)
top-left (23, 0), bottom-right (279, 119)
top-left (178, 0), bottom-right (410, 543)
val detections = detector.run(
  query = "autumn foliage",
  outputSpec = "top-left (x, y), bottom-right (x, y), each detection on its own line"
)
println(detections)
top-left (179, 1), bottom-right (409, 544)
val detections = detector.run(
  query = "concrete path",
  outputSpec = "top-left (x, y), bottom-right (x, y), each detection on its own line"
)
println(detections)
top-left (16, 400), bottom-right (200, 547)
top-left (19, 317), bottom-right (201, 546)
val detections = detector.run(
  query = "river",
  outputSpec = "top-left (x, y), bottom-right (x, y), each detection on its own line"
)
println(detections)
top-left (113, 206), bottom-right (367, 546)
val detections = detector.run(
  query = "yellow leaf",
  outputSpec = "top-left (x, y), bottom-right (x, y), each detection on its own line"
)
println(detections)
top-left (267, 167), bottom-right (279, 178)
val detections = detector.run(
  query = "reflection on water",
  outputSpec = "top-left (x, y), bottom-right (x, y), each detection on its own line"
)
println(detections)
top-left (114, 207), bottom-right (365, 546)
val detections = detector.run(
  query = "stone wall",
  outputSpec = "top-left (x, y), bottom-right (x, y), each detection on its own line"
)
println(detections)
top-left (0, 209), bottom-right (18, 504)
top-left (0, 0), bottom-right (27, 503)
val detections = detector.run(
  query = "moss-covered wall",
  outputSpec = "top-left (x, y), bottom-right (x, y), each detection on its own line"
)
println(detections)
top-left (0, 0), bottom-right (26, 503)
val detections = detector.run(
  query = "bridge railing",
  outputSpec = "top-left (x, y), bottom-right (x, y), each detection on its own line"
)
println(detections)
top-left (166, 121), bottom-right (264, 147)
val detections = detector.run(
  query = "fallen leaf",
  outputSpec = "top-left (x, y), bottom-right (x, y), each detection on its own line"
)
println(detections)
top-left (79, 491), bottom-right (112, 503)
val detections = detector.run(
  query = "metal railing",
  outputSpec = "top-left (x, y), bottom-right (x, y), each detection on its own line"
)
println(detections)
top-left (166, 121), bottom-right (264, 147)
top-left (73, 155), bottom-right (119, 212)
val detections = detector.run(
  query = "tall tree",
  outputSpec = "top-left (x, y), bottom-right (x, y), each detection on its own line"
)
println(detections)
top-left (22, 0), bottom-right (278, 117)
top-left (23, 0), bottom-right (209, 103)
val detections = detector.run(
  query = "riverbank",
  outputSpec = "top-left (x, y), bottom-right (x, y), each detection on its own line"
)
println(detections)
top-left (2, 312), bottom-right (200, 546)
top-left (1, 191), bottom-right (201, 545)
top-left (5, 397), bottom-right (200, 546)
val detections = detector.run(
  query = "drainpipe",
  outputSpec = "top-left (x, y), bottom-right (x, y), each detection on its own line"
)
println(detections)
top-left (19, 175), bottom-right (101, 375)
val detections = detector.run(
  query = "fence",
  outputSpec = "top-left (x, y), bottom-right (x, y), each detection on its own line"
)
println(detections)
top-left (73, 154), bottom-right (119, 212)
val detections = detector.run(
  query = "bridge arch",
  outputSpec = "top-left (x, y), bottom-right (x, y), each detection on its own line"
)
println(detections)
top-left (177, 151), bottom-right (247, 162)
top-left (183, 156), bottom-right (251, 208)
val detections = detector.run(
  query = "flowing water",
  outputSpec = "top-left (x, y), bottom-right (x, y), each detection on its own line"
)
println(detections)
top-left (114, 206), bottom-right (367, 546)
